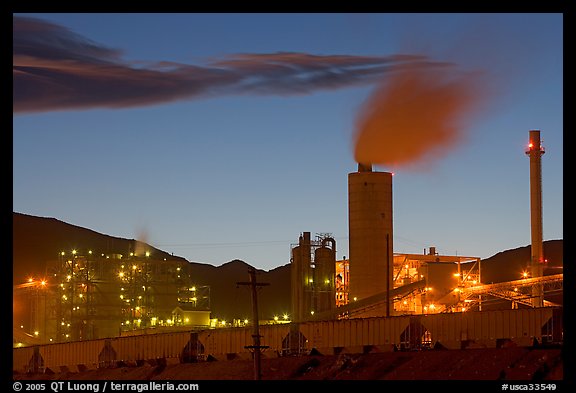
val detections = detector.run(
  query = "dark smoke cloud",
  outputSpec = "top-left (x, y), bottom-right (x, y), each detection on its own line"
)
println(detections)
top-left (13, 16), bottom-right (455, 114)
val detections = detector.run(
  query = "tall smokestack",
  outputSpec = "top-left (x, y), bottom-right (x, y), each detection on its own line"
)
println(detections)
top-left (348, 163), bottom-right (393, 317)
top-left (525, 130), bottom-right (545, 307)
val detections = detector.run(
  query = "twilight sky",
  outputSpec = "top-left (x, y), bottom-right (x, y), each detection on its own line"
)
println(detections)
top-left (12, 13), bottom-right (563, 271)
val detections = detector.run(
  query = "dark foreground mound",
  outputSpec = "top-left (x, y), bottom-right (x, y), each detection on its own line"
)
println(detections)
top-left (14, 347), bottom-right (563, 381)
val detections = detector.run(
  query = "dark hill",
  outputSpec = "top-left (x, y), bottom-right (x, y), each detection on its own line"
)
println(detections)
top-left (12, 212), bottom-right (290, 321)
top-left (480, 239), bottom-right (563, 284)
top-left (12, 212), bottom-right (187, 283)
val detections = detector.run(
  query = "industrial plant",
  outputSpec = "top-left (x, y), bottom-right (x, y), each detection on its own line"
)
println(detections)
top-left (14, 251), bottom-right (211, 344)
top-left (289, 130), bottom-right (561, 322)
top-left (13, 130), bottom-right (563, 375)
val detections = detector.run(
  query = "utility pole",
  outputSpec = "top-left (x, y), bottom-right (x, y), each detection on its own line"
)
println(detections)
top-left (237, 267), bottom-right (269, 380)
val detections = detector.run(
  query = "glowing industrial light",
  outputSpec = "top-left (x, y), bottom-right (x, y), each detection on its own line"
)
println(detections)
top-left (118, 272), bottom-right (124, 278)
top-left (453, 273), bottom-right (460, 277)
top-left (132, 265), bottom-right (137, 270)
top-left (72, 250), bottom-right (77, 255)
top-left (310, 311), bottom-right (315, 315)
top-left (528, 142), bottom-right (534, 149)
top-left (522, 271), bottom-right (529, 278)
top-left (78, 294), bottom-right (83, 298)
top-left (40, 280), bottom-right (46, 286)
top-left (120, 295), bottom-right (124, 299)
top-left (176, 267), bottom-right (181, 271)
top-left (472, 280), bottom-right (477, 285)
top-left (145, 251), bottom-right (150, 257)
top-left (190, 286), bottom-right (196, 291)
top-left (192, 297), bottom-right (197, 302)
top-left (325, 279), bottom-right (330, 284)
top-left (462, 307), bottom-right (467, 312)
top-left (34, 331), bottom-right (39, 336)
top-left (283, 314), bottom-right (289, 320)
top-left (308, 278), bottom-right (313, 283)
top-left (274, 316), bottom-right (279, 321)
top-left (429, 304), bottom-right (436, 310)
top-left (28, 277), bottom-right (33, 283)
top-left (514, 288), bottom-right (518, 292)
top-left (89, 250), bottom-right (92, 254)
top-left (353, 297), bottom-right (358, 301)
top-left (126, 320), bottom-right (130, 325)
top-left (403, 300), bottom-right (408, 305)
top-left (61, 251), bottom-right (65, 256)
top-left (244, 319), bottom-right (249, 324)
top-left (184, 318), bottom-right (189, 323)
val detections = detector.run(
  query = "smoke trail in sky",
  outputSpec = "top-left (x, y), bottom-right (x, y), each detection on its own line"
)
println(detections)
top-left (13, 16), bottom-right (453, 114)
top-left (353, 65), bottom-right (490, 170)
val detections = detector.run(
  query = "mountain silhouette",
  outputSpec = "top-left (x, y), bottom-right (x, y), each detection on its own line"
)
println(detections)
top-left (12, 212), bottom-right (290, 321)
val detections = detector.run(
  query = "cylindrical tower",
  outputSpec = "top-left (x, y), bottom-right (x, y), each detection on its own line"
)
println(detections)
top-left (314, 237), bottom-right (336, 313)
top-left (291, 232), bottom-right (313, 322)
top-left (348, 163), bottom-right (393, 317)
top-left (525, 130), bottom-right (545, 307)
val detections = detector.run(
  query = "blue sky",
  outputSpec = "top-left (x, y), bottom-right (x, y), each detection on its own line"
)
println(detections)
top-left (13, 13), bottom-right (563, 270)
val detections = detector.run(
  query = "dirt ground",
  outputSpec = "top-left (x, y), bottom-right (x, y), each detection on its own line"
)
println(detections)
top-left (13, 347), bottom-right (563, 381)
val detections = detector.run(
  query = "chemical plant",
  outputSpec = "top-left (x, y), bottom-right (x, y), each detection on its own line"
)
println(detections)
top-left (13, 130), bottom-right (563, 374)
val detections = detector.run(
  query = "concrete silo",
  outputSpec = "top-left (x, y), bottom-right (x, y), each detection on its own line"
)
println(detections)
top-left (348, 163), bottom-right (393, 317)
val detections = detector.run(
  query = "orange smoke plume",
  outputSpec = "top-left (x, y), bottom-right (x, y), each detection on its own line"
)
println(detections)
top-left (353, 65), bottom-right (488, 170)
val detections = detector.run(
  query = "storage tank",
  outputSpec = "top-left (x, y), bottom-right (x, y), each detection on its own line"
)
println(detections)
top-left (291, 232), bottom-right (313, 322)
top-left (348, 163), bottom-right (393, 317)
top-left (314, 238), bottom-right (336, 314)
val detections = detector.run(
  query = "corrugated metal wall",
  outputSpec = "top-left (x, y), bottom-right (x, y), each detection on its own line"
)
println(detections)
top-left (13, 308), bottom-right (558, 372)
top-left (298, 315), bottom-right (411, 350)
